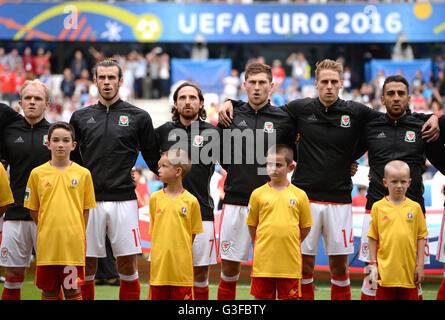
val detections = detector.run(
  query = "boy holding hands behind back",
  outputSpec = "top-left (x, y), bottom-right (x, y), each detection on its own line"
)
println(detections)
top-left (367, 160), bottom-right (428, 300)
top-left (148, 149), bottom-right (203, 300)
top-left (24, 122), bottom-right (96, 300)
top-left (246, 144), bottom-right (313, 300)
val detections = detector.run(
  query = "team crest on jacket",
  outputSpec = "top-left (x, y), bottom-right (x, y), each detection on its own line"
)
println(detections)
top-left (340, 115), bottom-right (351, 128)
top-left (193, 135), bottom-right (204, 147)
top-left (404, 130), bottom-right (416, 143)
top-left (43, 134), bottom-right (48, 145)
top-left (264, 121), bottom-right (274, 133)
top-left (119, 115), bottom-right (129, 126)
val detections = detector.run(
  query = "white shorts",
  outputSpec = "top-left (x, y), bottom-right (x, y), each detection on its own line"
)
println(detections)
top-left (218, 204), bottom-right (252, 263)
top-left (359, 212), bottom-right (431, 265)
top-left (436, 210), bottom-right (445, 263)
top-left (301, 202), bottom-right (354, 256)
top-left (193, 221), bottom-right (218, 267)
top-left (86, 200), bottom-right (142, 258)
top-left (0, 220), bottom-right (37, 267)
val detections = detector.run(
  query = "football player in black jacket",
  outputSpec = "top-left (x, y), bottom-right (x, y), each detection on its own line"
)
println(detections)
top-left (70, 59), bottom-right (160, 300)
top-left (1, 80), bottom-right (51, 300)
top-left (355, 75), bottom-right (445, 300)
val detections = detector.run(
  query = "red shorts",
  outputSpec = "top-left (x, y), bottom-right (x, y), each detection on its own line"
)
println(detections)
top-left (376, 286), bottom-right (418, 300)
top-left (36, 265), bottom-right (84, 291)
top-left (149, 285), bottom-right (193, 300)
top-left (251, 277), bottom-right (301, 300)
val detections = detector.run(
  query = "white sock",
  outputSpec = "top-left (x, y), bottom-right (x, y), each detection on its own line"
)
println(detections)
top-left (119, 272), bottom-right (138, 282)
top-left (221, 272), bottom-right (239, 282)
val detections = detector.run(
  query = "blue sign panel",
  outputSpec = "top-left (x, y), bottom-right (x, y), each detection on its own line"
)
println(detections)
top-left (0, 2), bottom-right (444, 43)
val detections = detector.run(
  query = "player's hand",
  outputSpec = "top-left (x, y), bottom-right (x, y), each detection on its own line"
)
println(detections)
top-left (364, 264), bottom-right (378, 290)
top-left (414, 264), bottom-right (424, 285)
top-left (350, 161), bottom-right (358, 177)
top-left (218, 100), bottom-right (234, 127)
top-left (421, 115), bottom-right (439, 143)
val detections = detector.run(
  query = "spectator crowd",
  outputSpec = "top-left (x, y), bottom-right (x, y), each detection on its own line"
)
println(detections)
top-left (1, 45), bottom-right (444, 127)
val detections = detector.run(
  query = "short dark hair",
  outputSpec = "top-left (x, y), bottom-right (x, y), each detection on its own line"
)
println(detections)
top-left (172, 82), bottom-right (207, 121)
top-left (267, 144), bottom-right (294, 165)
top-left (382, 75), bottom-right (409, 94)
top-left (93, 59), bottom-right (122, 80)
top-left (245, 63), bottom-right (273, 83)
top-left (48, 121), bottom-right (75, 141)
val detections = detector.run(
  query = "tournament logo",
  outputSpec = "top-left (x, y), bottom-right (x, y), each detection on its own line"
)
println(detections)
top-left (43, 134), bottom-right (48, 145)
top-left (192, 135), bottom-right (204, 147)
top-left (119, 115), bottom-right (129, 126)
top-left (180, 207), bottom-right (188, 215)
top-left (340, 115), bottom-right (351, 128)
top-left (264, 121), bottom-right (274, 133)
top-left (69, 179), bottom-right (78, 189)
top-left (221, 240), bottom-right (231, 253)
top-left (405, 130), bottom-right (416, 143)
top-left (289, 199), bottom-right (296, 206)
top-left (0, 247), bottom-right (7, 259)
top-left (407, 212), bottom-right (413, 220)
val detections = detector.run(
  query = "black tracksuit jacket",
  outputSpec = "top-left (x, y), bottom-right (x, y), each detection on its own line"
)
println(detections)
top-left (220, 101), bottom-right (297, 206)
top-left (155, 119), bottom-right (220, 221)
top-left (70, 99), bottom-right (160, 201)
top-left (283, 97), bottom-right (382, 203)
top-left (355, 112), bottom-right (437, 213)
top-left (1, 117), bottom-right (51, 220)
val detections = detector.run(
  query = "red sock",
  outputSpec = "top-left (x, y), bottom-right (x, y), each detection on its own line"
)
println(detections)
top-left (81, 279), bottom-right (95, 300)
top-left (57, 288), bottom-right (64, 300)
top-left (361, 291), bottom-right (376, 300)
top-left (217, 278), bottom-right (237, 300)
top-left (437, 278), bottom-right (445, 300)
top-left (301, 273), bottom-right (314, 300)
top-left (194, 286), bottom-right (209, 300)
top-left (1, 275), bottom-right (24, 300)
top-left (119, 279), bottom-right (141, 300)
top-left (331, 274), bottom-right (351, 300)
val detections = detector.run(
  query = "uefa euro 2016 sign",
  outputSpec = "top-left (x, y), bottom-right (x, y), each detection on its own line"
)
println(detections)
top-left (0, 2), bottom-right (443, 43)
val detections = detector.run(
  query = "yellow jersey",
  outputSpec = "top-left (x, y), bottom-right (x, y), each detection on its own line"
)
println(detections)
top-left (367, 197), bottom-right (428, 288)
top-left (149, 188), bottom-right (203, 287)
top-left (246, 182), bottom-right (313, 279)
top-left (24, 161), bottom-right (96, 266)
top-left (0, 165), bottom-right (13, 208)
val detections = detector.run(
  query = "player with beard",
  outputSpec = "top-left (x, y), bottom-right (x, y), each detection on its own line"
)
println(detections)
top-left (155, 82), bottom-right (219, 300)
top-left (355, 75), bottom-right (445, 299)
top-left (69, 59), bottom-right (160, 300)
